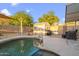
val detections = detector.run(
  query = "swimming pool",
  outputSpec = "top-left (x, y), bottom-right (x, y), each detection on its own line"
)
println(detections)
top-left (0, 38), bottom-right (39, 56)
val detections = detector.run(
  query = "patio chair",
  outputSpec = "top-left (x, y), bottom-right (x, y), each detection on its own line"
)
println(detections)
top-left (62, 29), bottom-right (78, 40)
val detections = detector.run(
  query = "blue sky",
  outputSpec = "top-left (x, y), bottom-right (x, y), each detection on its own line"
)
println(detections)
top-left (0, 3), bottom-right (66, 23)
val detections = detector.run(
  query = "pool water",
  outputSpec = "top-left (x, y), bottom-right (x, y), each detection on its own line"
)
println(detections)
top-left (32, 49), bottom-right (59, 56)
top-left (0, 38), bottom-right (38, 56)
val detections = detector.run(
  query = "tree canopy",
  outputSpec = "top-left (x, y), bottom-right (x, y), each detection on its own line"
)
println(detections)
top-left (38, 11), bottom-right (59, 25)
top-left (9, 11), bottom-right (33, 27)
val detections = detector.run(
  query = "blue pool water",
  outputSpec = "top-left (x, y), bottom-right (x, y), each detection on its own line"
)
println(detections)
top-left (0, 38), bottom-right (39, 56)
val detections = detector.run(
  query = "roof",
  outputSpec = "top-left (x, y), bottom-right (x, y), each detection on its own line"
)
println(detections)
top-left (66, 3), bottom-right (72, 6)
top-left (0, 13), bottom-right (12, 19)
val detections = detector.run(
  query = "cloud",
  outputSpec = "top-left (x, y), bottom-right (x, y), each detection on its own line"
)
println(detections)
top-left (11, 3), bottom-right (18, 6)
top-left (0, 9), bottom-right (11, 16)
top-left (59, 18), bottom-right (65, 24)
top-left (62, 18), bottom-right (65, 21)
top-left (26, 9), bottom-right (31, 13)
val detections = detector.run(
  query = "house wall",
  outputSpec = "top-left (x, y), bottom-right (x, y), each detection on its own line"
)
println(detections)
top-left (50, 25), bottom-right (59, 34)
top-left (33, 22), bottom-right (50, 35)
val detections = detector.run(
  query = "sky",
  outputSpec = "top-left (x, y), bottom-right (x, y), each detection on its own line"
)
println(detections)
top-left (0, 3), bottom-right (66, 24)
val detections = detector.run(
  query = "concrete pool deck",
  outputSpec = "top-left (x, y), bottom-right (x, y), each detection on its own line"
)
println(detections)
top-left (0, 35), bottom-right (39, 43)
top-left (37, 36), bottom-right (79, 56)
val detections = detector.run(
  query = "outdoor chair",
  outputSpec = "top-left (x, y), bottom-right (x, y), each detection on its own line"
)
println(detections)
top-left (62, 29), bottom-right (78, 40)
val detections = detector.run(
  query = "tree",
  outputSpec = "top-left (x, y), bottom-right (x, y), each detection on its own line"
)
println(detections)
top-left (38, 11), bottom-right (59, 25)
top-left (9, 11), bottom-right (33, 27)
